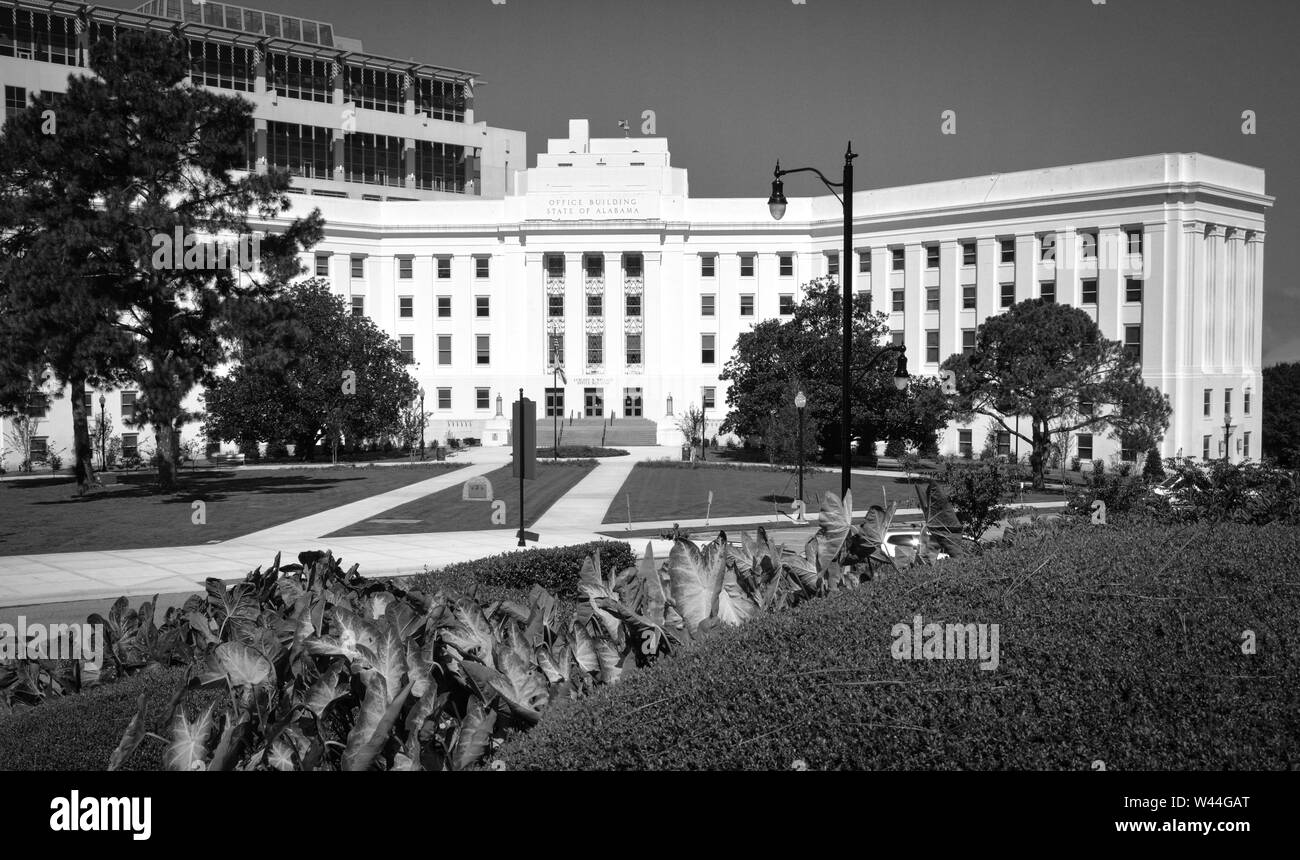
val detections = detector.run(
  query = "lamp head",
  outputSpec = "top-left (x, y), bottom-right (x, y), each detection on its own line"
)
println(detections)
top-left (893, 350), bottom-right (910, 391)
top-left (794, 391), bottom-right (806, 409)
top-left (767, 164), bottom-right (787, 221)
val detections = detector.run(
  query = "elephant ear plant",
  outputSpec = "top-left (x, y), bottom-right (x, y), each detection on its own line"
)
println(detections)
top-left (103, 489), bottom-right (959, 771)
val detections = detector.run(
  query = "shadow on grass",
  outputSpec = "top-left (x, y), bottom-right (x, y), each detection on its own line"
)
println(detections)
top-left (26, 472), bottom-right (363, 505)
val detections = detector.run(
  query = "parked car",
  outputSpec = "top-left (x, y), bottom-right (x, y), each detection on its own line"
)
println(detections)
top-left (880, 528), bottom-right (973, 561)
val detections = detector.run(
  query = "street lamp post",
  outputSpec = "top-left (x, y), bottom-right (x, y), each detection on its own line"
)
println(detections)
top-left (794, 390), bottom-right (806, 509)
top-left (98, 394), bottom-right (107, 471)
top-left (769, 143), bottom-right (858, 497)
top-left (1223, 410), bottom-right (1233, 463)
top-left (418, 387), bottom-right (425, 459)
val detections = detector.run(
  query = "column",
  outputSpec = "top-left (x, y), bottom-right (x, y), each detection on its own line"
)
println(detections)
top-left (1227, 228), bottom-right (1247, 372)
top-left (1096, 226), bottom-right (1123, 341)
top-left (938, 239), bottom-right (959, 366)
top-left (902, 242), bottom-right (923, 372)
top-left (1205, 225), bottom-right (1225, 370)
top-left (1014, 233), bottom-right (1036, 302)
top-left (975, 236), bottom-right (998, 318)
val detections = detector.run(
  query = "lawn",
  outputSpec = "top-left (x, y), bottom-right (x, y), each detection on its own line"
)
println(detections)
top-left (0, 463), bottom-right (465, 555)
top-left (602, 462), bottom-right (1060, 524)
top-left (326, 460), bottom-right (595, 537)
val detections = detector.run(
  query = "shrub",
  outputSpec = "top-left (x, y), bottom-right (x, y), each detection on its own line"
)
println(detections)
top-left (1070, 456), bottom-right (1081, 472)
top-left (1143, 448), bottom-right (1166, 482)
top-left (499, 520), bottom-right (1300, 770)
top-left (884, 438), bottom-right (906, 458)
top-left (1067, 471), bottom-right (1161, 520)
top-left (1091, 459), bottom-right (1106, 476)
top-left (536, 446), bottom-right (629, 458)
top-left (935, 460), bottom-right (1014, 540)
top-left (1117, 461), bottom-right (1133, 477)
top-left (409, 540), bottom-right (637, 599)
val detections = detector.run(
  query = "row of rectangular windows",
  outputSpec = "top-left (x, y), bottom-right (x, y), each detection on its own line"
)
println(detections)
top-left (846, 231), bottom-right (1145, 273)
top-left (1203, 388), bottom-right (1251, 417)
top-left (950, 427), bottom-right (1251, 462)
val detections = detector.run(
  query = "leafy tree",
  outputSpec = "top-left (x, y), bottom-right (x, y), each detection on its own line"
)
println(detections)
top-left (1142, 447), bottom-right (1166, 482)
top-left (934, 460), bottom-right (1015, 541)
top-left (720, 277), bottom-right (951, 466)
top-left (942, 299), bottom-right (1171, 489)
top-left (204, 279), bottom-right (417, 459)
top-left (1, 30), bottom-right (322, 491)
top-left (1262, 361), bottom-right (1300, 467)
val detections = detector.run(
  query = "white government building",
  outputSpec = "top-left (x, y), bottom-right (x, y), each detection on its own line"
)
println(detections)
top-left (0, 0), bottom-right (1272, 467)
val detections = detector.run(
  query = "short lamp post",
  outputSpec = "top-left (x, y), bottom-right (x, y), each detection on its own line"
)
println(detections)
top-left (98, 394), bottom-right (107, 471)
top-left (794, 390), bottom-right (807, 508)
top-left (1223, 410), bottom-right (1234, 463)
top-left (418, 387), bottom-right (426, 459)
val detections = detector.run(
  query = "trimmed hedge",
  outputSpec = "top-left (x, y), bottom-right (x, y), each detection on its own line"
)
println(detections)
top-left (536, 446), bottom-right (629, 458)
top-left (500, 521), bottom-right (1300, 770)
top-left (407, 540), bottom-right (637, 600)
top-left (0, 664), bottom-right (220, 771)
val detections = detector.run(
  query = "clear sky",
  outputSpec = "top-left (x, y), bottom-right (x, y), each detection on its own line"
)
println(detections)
top-left (105, 0), bottom-right (1300, 364)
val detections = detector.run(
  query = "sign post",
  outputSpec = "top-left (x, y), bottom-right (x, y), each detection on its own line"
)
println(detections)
top-left (512, 389), bottom-right (537, 546)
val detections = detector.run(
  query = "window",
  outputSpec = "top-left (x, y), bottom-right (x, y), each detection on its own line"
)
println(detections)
top-left (414, 140), bottom-right (468, 192)
top-left (1124, 325), bottom-right (1142, 362)
top-left (1082, 279), bottom-right (1098, 305)
top-left (399, 297), bottom-right (413, 318)
top-left (1205, 389), bottom-right (1215, 417)
top-left (892, 289), bottom-right (905, 312)
top-left (267, 52), bottom-right (331, 101)
top-left (1000, 283), bottom-right (1015, 308)
top-left (740, 294), bottom-right (755, 316)
top-left (702, 387), bottom-right (716, 410)
top-left (891, 248), bottom-right (905, 271)
top-left (584, 254), bottom-right (603, 278)
top-left (25, 393), bottom-right (49, 418)
top-left (437, 257), bottom-right (451, 279)
top-left (1125, 278), bottom-right (1143, 304)
top-left (779, 254), bottom-right (794, 277)
top-left (740, 255), bottom-right (755, 278)
top-left (624, 254), bottom-right (642, 277)
top-left (1121, 438), bottom-right (1136, 462)
top-left (545, 387), bottom-right (565, 417)
top-left (475, 257), bottom-right (490, 279)
top-left (351, 256), bottom-right (365, 279)
top-left (315, 254), bottom-right (330, 277)
top-left (476, 388), bottom-right (490, 410)
top-left (476, 335), bottom-right (490, 365)
top-left (958, 430), bottom-right (972, 458)
top-left (343, 132), bottom-right (410, 187)
top-left (399, 336), bottom-right (414, 364)
top-left (343, 63), bottom-right (405, 113)
top-left (1203, 435), bottom-right (1211, 461)
top-left (398, 257), bottom-right (413, 279)
top-left (701, 295), bottom-right (716, 317)
top-left (701, 334), bottom-right (716, 364)
top-left (1078, 433), bottom-right (1093, 461)
top-left (625, 334), bottom-right (642, 364)
top-left (1224, 388), bottom-right (1232, 416)
top-left (1126, 229), bottom-right (1144, 255)
top-left (926, 330), bottom-right (940, 363)
top-left (891, 331), bottom-right (905, 347)
top-left (1040, 233), bottom-right (1056, 262)
top-left (121, 434), bottom-right (139, 460)
top-left (475, 296), bottom-right (490, 318)
top-left (1245, 390), bottom-right (1251, 415)
top-left (121, 391), bottom-right (137, 423)
top-left (351, 296), bottom-right (365, 317)
top-left (827, 253), bottom-right (839, 276)
top-left (4, 86), bottom-right (28, 122)
top-left (547, 255), bottom-right (565, 279)
top-left (701, 255), bottom-right (716, 278)
top-left (961, 241), bottom-right (976, 266)
top-left (83, 391), bottom-right (93, 411)
top-left (997, 431), bottom-right (1011, 457)
top-left (587, 294), bottom-right (603, 316)
top-left (926, 286), bottom-right (940, 311)
top-left (549, 295), bottom-right (564, 317)
top-left (1244, 431), bottom-right (1251, 459)
top-left (779, 294), bottom-right (795, 315)
top-left (926, 245), bottom-right (940, 269)
top-left (438, 335), bottom-right (452, 366)
top-left (437, 296), bottom-right (451, 318)
top-left (962, 329), bottom-right (976, 355)
top-left (1079, 398), bottom-right (1093, 415)
top-left (625, 294), bottom-right (641, 317)
top-left (1000, 239), bottom-right (1015, 263)
top-left (962, 285), bottom-right (976, 310)
top-left (1040, 281), bottom-right (1056, 303)
top-left (587, 334), bottom-right (603, 365)
top-left (1081, 232), bottom-right (1098, 260)
top-left (437, 388), bottom-right (451, 410)
top-left (859, 251), bottom-right (871, 273)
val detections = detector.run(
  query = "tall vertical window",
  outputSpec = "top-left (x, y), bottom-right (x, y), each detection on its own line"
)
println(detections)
top-left (1203, 435), bottom-right (1211, 461)
top-left (958, 430), bottom-right (972, 458)
top-left (1244, 432), bottom-right (1251, 459)
top-left (779, 294), bottom-right (795, 315)
top-left (891, 248), bottom-right (905, 271)
top-left (624, 254), bottom-right (643, 277)
top-left (740, 255), bottom-right (755, 277)
top-left (549, 295), bottom-right (564, 317)
top-left (437, 257), bottom-right (451, 279)
top-left (926, 286), bottom-right (940, 311)
top-left (1124, 325), bottom-right (1142, 362)
top-left (740, 294), bottom-right (754, 316)
top-left (1040, 281), bottom-right (1056, 303)
top-left (1244, 390), bottom-right (1251, 415)
top-left (701, 334), bottom-right (716, 364)
top-left (1001, 283), bottom-right (1015, 308)
top-left (120, 391), bottom-right (137, 423)
top-left (584, 254), bottom-right (604, 278)
top-left (1081, 279), bottom-right (1098, 305)
top-left (1224, 388), bottom-right (1232, 415)
top-left (779, 254), bottom-right (794, 277)
top-left (547, 255), bottom-right (565, 278)
top-left (1125, 278), bottom-right (1143, 303)
top-left (1077, 433), bottom-right (1094, 461)
top-left (890, 331), bottom-right (904, 347)
top-left (587, 334), bottom-right (603, 365)
top-left (476, 388), bottom-right (490, 410)
top-left (351, 296), bottom-right (365, 317)
top-left (476, 335), bottom-right (490, 365)
top-left (1204, 389), bottom-right (1212, 416)
top-left (399, 296), bottom-right (413, 318)
top-left (858, 291), bottom-right (872, 314)
top-left (701, 295), bottom-right (716, 317)
top-left (1080, 232), bottom-right (1098, 260)
top-left (625, 294), bottom-right (641, 317)
top-left (437, 296), bottom-right (451, 318)
top-left (892, 289), bottom-right (905, 312)
top-left (999, 239), bottom-right (1015, 263)
top-left (475, 296), bottom-right (490, 318)
top-left (398, 257), bottom-right (413, 279)
top-left (437, 335), bottom-right (452, 365)
top-left (926, 245), bottom-right (940, 268)
top-left (587, 294), bottom-right (603, 317)
top-left (1039, 233), bottom-right (1056, 262)
top-left (351, 256), bottom-right (365, 279)
top-left (1126, 229), bottom-right (1144, 254)
top-left (962, 285), bottom-right (976, 309)
top-left (701, 387), bottom-right (716, 410)
top-left (926, 330), bottom-right (940, 363)
top-left (826, 253), bottom-right (839, 276)
top-left (961, 241), bottom-right (976, 266)
top-left (859, 251), bottom-right (871, 273)
top-left (315, 254), bottom-right (330, 277)
top-left (997, 431), bottom-right (1011, 457)
top-left (475, 257), bottom-right (490, 279)
top-left (701, 255), bottom-right (716, 278)
top-left (549, 335), bottom-right (564, 366)
top-left (437, 388), bottom-right (451, 410)
top-left (625, 334), bottom-right (642, 364)
top-left (961, 329), bottom-right (976, 355)
top-left (399, 336), bottom-right (414, 364)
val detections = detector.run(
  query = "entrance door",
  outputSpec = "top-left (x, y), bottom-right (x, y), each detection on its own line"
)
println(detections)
top-left (623, 387), bottom-right (643, 417)
top-left (545, 387), bottom-right (564, 418)
top-left (584, 388), bottom-right (604, 417)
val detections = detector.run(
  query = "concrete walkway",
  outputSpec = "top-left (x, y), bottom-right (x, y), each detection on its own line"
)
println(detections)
top-left (0, 446), bottom-right (1065, 608)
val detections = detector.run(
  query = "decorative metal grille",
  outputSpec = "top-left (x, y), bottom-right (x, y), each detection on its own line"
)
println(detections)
top-left (623, 275), bottom-right (644, 295)
top-left (584, 276), bottom-right (605, 295)
top-left (546, 276), bottom-right (565, 295)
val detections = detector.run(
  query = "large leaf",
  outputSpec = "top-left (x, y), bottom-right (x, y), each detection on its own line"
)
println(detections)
top-left (666, 536), bottom-right (728, 635)
top-left (107, 693), bottom-right (148, 771)
top-left (303, 666), bottom-right (346, 718)
top-left (716, 566), bottom-right (759, 627)
top-left (356, 621), bottom-right (407, 703)
top-left (463, 653), bottom-right (547, 724)
top-left (341, 674), bottom-right (413, 771)
top-left (577, 550), bottom-right (616, 602)
top-left (205, 579), bottom-right (259, 641)
top-left (266, 726), bottom-right (310, 772)
top-left (164, 704), bottom-right (215, 771)
top-left (199, 642), bottom-right (273, 689)
top-left (815, 490), bottom-right (854, 570)
top-left (450, 698), bottom-right (497, 771)
top-left (440, 597), bottom-right (496, 663)
top-left (522, 586), bottom-right (558, 648)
